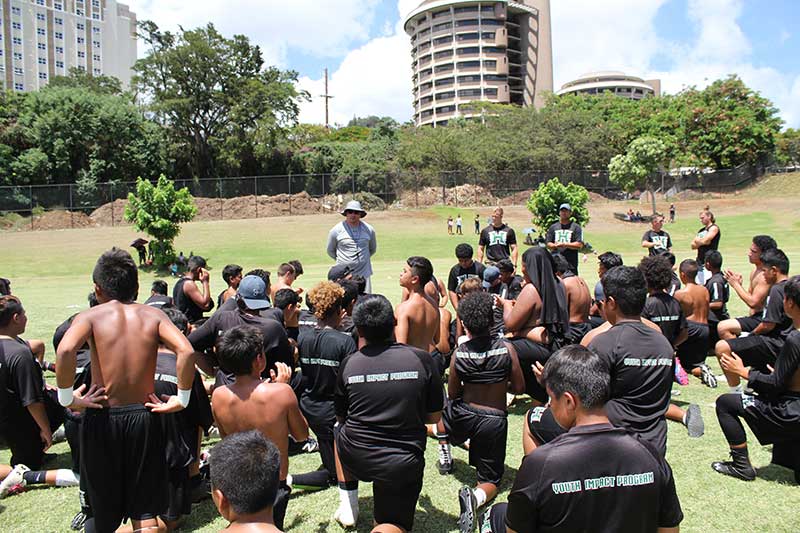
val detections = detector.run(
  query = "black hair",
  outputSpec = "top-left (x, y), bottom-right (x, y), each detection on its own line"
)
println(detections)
top-left (455, 243), bottom-right (474, 260)
top-left (151, 280), bottom-right (168, 295)
top-left (679, 259), bottom-right (699, 280)
top-left (245, 269), bottom-right (271, 291)
top-left (638, 255), bottom-right (673, 291)
top-left (350, 275), bottom-right (367, 295)
top-left (162, 307), bottom-right (189, 335)
top-left (598, 252), bottom-right (623, 273)
top-left (761, 249), bottom-right (790, 275)
top-left (352, 294), bottom-right (395, 343)
top-left (457, 292), bottom-right (494, 337)
top-left (0, 295), bottom-right (23, 328)
top-left (337, 279), bottom-right (360, 310)
top-left (496, 259), bottom-right (514, 273)
top-left (785, 275), bottom-right (800, 308)
top-left (407, 256), bottom-right (434, 286)
top-left (704, 250), bottom-right (723, 270)
top-left (752, 235), bottom-right (778, 255)
top-left (277, 263), bottom-right (295, 277)
top-left (657, 250), bottom-right (676, 267)
top-left (222, 264), bottom-right (242, 285)
top-left (216, 325), bottom-right (263, 376)
top-left (551, 253), bottom-right (572, 275)
top-left (288, 260), bottom-right (304, 277)
top-left (602, 266), bottom-right (647, 316)
top-left (210, 430), bottom-right (280, 516)
top-left (88, 292), bottom-right (99, 307)
top-left (187, 255), bottom-right (207, 272)
top-left (92, 248), bottom-right (138, 302)
top-left (273, 288), bottom-right (300, 310)
top-left (542, 345), bottom-right (610, 409)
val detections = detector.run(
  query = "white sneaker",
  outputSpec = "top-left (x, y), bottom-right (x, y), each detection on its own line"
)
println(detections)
top-left (0, 464), bottom-right (29, 498)
top-left (52, 425), bottom-right (67, 443)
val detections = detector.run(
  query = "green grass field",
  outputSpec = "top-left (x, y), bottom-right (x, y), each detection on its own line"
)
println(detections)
top-left (1, 175), bottom-right (799, 532)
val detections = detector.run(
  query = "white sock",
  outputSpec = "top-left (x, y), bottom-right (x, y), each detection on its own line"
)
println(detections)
top-left (286, 474), bottom-right (293, 489)
top-left (473, 487), bottom-right (487, 507)
top-left (682, 412), bottom-right (687, 425)
top-left (55, 469), bottom-right (79, 487)
top-left (335, 487), bottom-right (359, 526)
top-left (730, 385), bottom-right (742, 393)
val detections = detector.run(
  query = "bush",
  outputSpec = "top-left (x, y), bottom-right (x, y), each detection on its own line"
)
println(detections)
top-left (526, 177), bottom-right (590, 232)
top-left (346, 192), bottom-right (386, 212)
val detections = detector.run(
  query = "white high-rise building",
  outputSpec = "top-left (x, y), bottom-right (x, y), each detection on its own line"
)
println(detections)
top-left (1, 0), bottom-right (137, 92)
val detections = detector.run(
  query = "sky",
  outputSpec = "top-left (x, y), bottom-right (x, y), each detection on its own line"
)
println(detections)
top-left (123, 0), bottom-right (800, 129)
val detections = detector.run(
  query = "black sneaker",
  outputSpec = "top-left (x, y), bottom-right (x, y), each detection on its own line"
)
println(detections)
top-left (190, 477), bottom-right (211, 503)
top-left (458, 486), bottom-right (477, 533)
top-left (438, 443), bottom-right (453, 475)
top-left (712, 459), bottom-right (756, 481)
top-left (70, 511), bottom-right (87, 531)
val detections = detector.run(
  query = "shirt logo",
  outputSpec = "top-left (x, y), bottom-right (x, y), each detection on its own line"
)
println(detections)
top-left (554, 229), bottom-right (573, 244)
top-left (651, 235), bottom-right (669, 249)
top-left (489, 231), bottom-right (508, 246)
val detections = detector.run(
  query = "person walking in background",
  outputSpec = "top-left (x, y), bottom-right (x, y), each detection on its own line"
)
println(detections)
top-left (456, 214), bottom-right (463, 235)
top-left (447, 215), bottom-right (454, 235)
top-left (474, 214), bottom-right (480, 235)
top-left (326, 201), bottom-right (377, 294)
top-left (669, 203), bottom-right (676, 223)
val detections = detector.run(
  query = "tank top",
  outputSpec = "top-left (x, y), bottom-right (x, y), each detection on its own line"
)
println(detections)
top-left (696, 224), bottom-right (721, 263)
top-left (173, 277), bottom-right (203, 323)
top-left (454, 336), bottom-right (512, 385)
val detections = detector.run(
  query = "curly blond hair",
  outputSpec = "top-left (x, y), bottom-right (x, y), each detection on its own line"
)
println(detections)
top-left (308, 281), bottom-right (345, 320)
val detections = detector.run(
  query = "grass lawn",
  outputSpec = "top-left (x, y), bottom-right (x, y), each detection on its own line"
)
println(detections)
top-left (1, 175), bottom-right (799, 532)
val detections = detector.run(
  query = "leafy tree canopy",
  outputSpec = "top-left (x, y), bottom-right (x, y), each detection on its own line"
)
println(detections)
top-left (527, 178), bottom-right (590, 231)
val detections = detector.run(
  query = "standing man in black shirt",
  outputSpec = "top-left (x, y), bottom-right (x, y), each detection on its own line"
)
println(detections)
top-left (715, 249), bottom-right (792, 391)
top-left (333, 295), bottom-right (443, 530)
top-left (704, 250), bottom-right (730, 349)
top-left (690, 209), bottom-right (721, 284)
top-left (713, 275), bottom-right (800, 481)
top-left (641, 214), bottom-right (672, 256)
top-left (448, 243), bottom-right (486, 311)
top-left (477, 207), bottom-right (518, 267)
top-left (545, 203), bottom-right (584, 275)
top-left (481, 344), bottom-right (683, 533)
top-left (173, 255), bottom-right (213, 324)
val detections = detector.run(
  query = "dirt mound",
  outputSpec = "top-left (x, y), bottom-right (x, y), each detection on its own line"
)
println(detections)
top-left (31, 210), bottom-right (96, 230)
top-left (394, 184), bottom-right (497, 208)
top-left (504, 190), bottom-right (533, 205)
top-left (90, 198), bottom-right (131, 226)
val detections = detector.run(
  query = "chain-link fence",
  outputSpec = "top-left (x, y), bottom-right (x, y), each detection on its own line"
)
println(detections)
top-left (0, 165), bottom-right (770, 231)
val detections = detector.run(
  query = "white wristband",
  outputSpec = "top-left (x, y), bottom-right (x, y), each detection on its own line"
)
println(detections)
top-left (177, 388), bottom-right (191, 408)
top-left (58, 387), bottom-right (74, 407)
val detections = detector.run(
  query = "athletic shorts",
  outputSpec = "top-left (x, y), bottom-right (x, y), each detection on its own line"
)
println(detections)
top-left (726, 335), bottom-right (783, 372)
top-left (507, 338), bottom-right (552, 403)
top-left (737, 315), bottom-right (762, 333)
top-left (566, 322), bottom-right (593, 345)
top-left (80, 405), bottom-right (168, 532)
top-left (677, 321), bottom-right (710, 369)
top-left (526, 406), bottom-right (566, 445)
top-left (442, 400), bottom-right (508, 485)
top-left (0, 393), bottom-right (65, 469)
top-left (161, 467), bottom-right (191, 522)
top-left (300, 395), bottom-right (335, 440)
top-left (274, 482), bottom-right (291, 531)
top-left (481, 502), bottom-right (509, 533)
top-left (741, 392), bottom-right (800, 446)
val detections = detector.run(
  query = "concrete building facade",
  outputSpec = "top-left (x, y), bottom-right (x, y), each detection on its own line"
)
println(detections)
top-left (0, 0), bottom-right (137, 92)
top-left (556, 71), bottom-right (661, 100)
top-left (404, 0), bottom-right (553, 127)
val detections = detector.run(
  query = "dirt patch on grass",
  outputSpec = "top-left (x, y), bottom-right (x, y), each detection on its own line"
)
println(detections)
top-left (394, 184), bottom-right (497, 208)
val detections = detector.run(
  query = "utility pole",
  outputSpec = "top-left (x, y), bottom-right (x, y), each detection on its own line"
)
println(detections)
top-left (320, 68), bottom-right (334, 129)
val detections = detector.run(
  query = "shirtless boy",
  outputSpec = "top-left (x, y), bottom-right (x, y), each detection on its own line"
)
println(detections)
top-left (675, 259), bottom-right (716, 387)
top-left (718, 235), bottom-right (777, 340)
top-left (552, 254), bottom-right (592, 345)
top-left (396, 256), bottom-right (440, 351)
top-left (271, 262), bottom-right (304, 301)
top-left (56, 248), bottom-right (196, 533)
top-left (211, 325), bottom-right (309, 530)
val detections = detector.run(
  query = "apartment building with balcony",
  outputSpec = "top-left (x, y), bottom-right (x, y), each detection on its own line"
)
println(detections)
top-left (1, 0), bottom-right (137, 92)
top-left (556, 71), bottom-right (661, 99)
top-left (404, 0), bottom-right (553, 127)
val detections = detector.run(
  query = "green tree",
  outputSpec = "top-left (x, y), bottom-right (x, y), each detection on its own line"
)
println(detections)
top-left (124, 175), bottom-right (197, 268)
top-left (775, 128), bottom-right (800, 166)
top-left (134, 21), bottom-right (308, 180)
top-left (48, 67), bottom-right (124, 95)
top-left (526, 178), bottom-right (590, 233)
top-left (608, 136), bottom-right (668, 215)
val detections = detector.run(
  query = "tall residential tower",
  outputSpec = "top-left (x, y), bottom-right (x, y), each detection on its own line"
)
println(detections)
top-left (1, 0), bottom-right (137, 92)
top-left (404, 0), bottom-right (553, 127)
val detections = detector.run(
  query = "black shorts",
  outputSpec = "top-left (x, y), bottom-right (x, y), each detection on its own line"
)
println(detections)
top-left (442, 400), bottom-right (508, 485)
top-left (274, 482), bottom-right (291, 531)
top-left (741, 392), bottom-right (800, 446)
top-left (162, 467), bottom-right (191, 522)
top-left (726, 335), bottom-right (783, 372)
top-left (300, 395), bottom-right (335, 440)
top-left (1, 393), bottom-right (65, 469)
top-left (508, 338), bottom-right (552, 403)
top-left (566, 322), bottom-right (592, 345)
top-left (677, 321), bottom-right (709, 369)
top-left (526, 406), bottom-right (566, 445)
top-left (80, 405), bottom-right (168, 532)
top-left (737, 315), bottom-right (762, 333)
top-left (373, 475), bottom-right (424, 531)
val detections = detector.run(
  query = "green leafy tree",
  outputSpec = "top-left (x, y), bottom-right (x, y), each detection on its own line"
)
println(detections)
top-left (124, 175), bottom-right (197, 268)
top-left (48, 67), bottom-right (124, 95)
top-left (527, 178), bottom-right (590, 233)
top-left (608, 136), bottom-right (668, 214)
top-left (775, 128), bottom-right (800, 166)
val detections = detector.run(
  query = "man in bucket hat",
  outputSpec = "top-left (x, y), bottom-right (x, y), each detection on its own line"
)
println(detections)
top-left (327, 200), bottom-right (378, 293)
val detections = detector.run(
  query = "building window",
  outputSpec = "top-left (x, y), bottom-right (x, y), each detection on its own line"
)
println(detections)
top-left (13, 37), bottom-right (23, 45)
top-left (92, 0), bottom-right (100, 6)
top-left (93, 41), bottom-right (100, 48)
top-left (78, 37), bottom-right (86, 44)
top-left (37, 28), bottom-right (46, 35)
top-left (56, 46), bottom-right (64, 53)
top-left (12, 6), bottom-right (21, 15)
top-left (14, 67), bottom-right (23, 75)
top-left (76, 9), bottom-right (83, 16)
top-left (55, 32), bottom-right (63, 39)
top-left (77, 65), bottom-right (85, 71)
top-left (432, 22), bottom-right (452, 32)
top-left (37, 13), bottom-right (46, 21)
top-left (92, 27), bottom-right (101, 33)
top-left (93, 68), bottom-right (101, 75)
top-left (54, 2), bottom-right (63, 9)
top-left (56, 60), bottom-right (64, 68)
top-left (12, 22), bottom-right (22, 30)
top-left (15, 83), bottom-right (24, 91)
top-left (38, 57), bottom-right (47, 65)
top-left (13, 52), bottom-right (22, 60)
top-left (93, 54), bottom-right (100, 61)
top-left (36, 0), bottom-right (45, 5)
top-left (78, 51), bottom-right (86, 58)
top-left (92, 13), bottom-right (100, 20)
top-left (38, 43), bottom-right (46, 50)
top-left (55, 17), bottom-right (63, 25)
top-left (456, 19), bottom-right (479, 27)
top-left (77, 23), bottom-right (85, 30)
top-left (39, 72), bottom-right (47, 79)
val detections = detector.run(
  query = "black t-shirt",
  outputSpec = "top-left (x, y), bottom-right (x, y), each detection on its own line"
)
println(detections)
top-left (144, 294), bottom-right (172, 308)
top-left (762, 280), bottom-right (793, 340)
top-left (154, 351), bottom-right (214, 469)
top-left (588, 322), bottom-right (675, 455)
top-left (668, 272), bottom-right (681, 297)
top-left (298, 309), bottom-right (318, 330)
top-left (695, 224), bottom-right (721, 263)
top-left (0, 337), bottom-right (45, 429)
top-left (335, 342), bottom-right (443, 455)
top-left (546, 222), bottom-right (583, 272)
top-left (705, 272), bottom-right (730, 322)
top-left (52, 317), bottom-right (92, 389)
top-left (642, 230), bottom-right (672, 256)
top-left (298, 327), bottom-right (357, 404)
top-left (479, 224), bottom-right (517, 262)
top-left (642, 292), bottom-right (687, 346)
top-left (447, 261), bottom-right (486, 293)
top-left (748, 329), bottom-right (800, 399)
top-left (506, 423), bottom-right (683, 533)
top-left (506, 274), bottom-right (524, 300)
top-left (485, 282), bottom-right (508, 338)
top-left (454, 336), bottom-right (512, 385)
top-left (188, 309), bottom-right (293, 378)
top-left (173, 277), bottom-right (205, 323)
